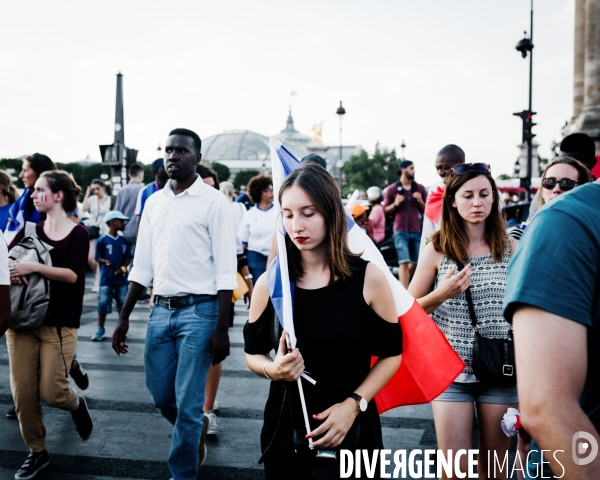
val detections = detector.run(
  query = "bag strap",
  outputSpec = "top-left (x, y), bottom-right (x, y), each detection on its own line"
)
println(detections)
top-left (24, 221), bottom-right (37, 238)
top-left (455, 261), bottom-right (478, 331)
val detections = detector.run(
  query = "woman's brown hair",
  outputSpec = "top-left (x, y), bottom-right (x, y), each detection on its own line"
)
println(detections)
top-left (430, 170), bottom-right (507, 264)
top-left (537, 156), bottom-right (593, 209)
top-left (40, 170), bottom-right (82, 213)
top-left (0, 170), bottom-right (17, 203)
top-left (278, 163), bottom-right (359, 285)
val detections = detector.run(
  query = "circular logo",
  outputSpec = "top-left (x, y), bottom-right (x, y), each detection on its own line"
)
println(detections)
top-left (572, 431), bottom-right (599, 466)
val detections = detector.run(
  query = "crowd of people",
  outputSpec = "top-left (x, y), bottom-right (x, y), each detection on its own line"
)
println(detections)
top-left (0, 128), bottom-right (598, 480)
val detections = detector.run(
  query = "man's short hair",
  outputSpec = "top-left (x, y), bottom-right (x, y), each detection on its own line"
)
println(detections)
top-left (169, 128), bottom-right (202, 153)
top-left (560, 133), bottom-right (596, 170)
top-left (129, 163), bottom-right (143, 178)
top-left (437, 144), bottom-right (465, 164)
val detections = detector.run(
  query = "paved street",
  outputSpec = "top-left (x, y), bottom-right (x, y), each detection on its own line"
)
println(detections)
top-left (0, 273), bottom-right (439, 480)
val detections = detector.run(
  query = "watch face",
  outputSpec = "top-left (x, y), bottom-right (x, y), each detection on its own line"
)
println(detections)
top-left (359, 398), bottom-right (368, 412)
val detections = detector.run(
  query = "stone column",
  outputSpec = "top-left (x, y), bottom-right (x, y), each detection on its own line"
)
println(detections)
top-left (583, 0), bottom-right (600, 114)
top-left (573, 0), bottom-right (586, 119)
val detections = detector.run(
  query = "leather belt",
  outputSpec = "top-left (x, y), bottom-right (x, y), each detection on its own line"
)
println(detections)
top-left (154, 294), bottom-right (217, 310)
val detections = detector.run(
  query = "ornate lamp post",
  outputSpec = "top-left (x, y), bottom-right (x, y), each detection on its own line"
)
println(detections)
top-left (400, 139), bottom-right (406, 160)
top-left (336, 101), bottom-right (346, 187)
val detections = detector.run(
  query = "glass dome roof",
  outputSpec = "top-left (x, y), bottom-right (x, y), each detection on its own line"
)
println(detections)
top-left (202, 130), bottom-right (270, 162)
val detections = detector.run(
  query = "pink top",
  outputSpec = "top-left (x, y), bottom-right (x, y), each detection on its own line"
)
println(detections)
top-left (369, 205), bottom-right (386, 243)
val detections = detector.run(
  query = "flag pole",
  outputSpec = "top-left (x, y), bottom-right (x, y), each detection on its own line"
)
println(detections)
top-left (297, 379), bottom-right (314, 449)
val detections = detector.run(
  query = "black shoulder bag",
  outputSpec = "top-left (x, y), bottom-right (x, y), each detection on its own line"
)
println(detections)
top-left (456, 262), bottom-right (517, 388)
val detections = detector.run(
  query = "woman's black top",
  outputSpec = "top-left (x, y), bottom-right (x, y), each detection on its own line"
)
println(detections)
top-left (244, 258), bottom-right (403, 465)
top-left (9, 222), bottom-right (89, 328)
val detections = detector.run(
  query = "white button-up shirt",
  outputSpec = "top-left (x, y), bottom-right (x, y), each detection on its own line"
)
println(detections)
top-left (129, 175), bottom-right (238, 296)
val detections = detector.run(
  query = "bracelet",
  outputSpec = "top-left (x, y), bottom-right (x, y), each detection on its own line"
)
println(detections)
top-left (262, 360), bottom-right (273, 380)
top-left (244, 274), bottom-right (253, 280)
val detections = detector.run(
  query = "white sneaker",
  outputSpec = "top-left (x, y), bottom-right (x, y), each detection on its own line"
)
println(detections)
top-left (91, 284), bottom-right (99, 293)
top-left (206, 411), bottom-right (219, 436)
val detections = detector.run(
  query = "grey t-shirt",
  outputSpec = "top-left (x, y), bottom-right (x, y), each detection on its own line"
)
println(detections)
top-left (114, 180), bottom-right (144, 238)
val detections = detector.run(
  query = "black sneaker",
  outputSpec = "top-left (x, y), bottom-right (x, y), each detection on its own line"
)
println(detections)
top-left (6, 405), bottom-right (17, 419)
top-left (15, 450), bottom-right (50, 479)
top-left (71, 396), bottom-right (93, 440)
top-left (69, 359), bottom-right (89, 390)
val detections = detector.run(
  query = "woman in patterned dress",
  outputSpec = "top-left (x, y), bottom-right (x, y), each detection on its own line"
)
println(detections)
top-left (409, 164), bottom-right (517, 480)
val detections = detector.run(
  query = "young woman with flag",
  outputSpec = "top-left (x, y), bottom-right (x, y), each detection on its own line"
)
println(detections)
top-left (244, 163), bottom-right (403, 479)
top-left (409, 163), bottom-right (517, 479)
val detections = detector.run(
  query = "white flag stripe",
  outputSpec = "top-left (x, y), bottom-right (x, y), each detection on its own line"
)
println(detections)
top-left (347, 219), bottom-right (415, 317)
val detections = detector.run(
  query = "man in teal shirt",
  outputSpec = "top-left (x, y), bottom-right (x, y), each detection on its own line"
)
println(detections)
top-left (504, 179), bottom-right (600, 479)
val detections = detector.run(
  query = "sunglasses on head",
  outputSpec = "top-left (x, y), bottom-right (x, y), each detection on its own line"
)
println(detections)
top-left (452, 163), bottom-right (491, 176)
top-left (541, 177), bottom-right (579, 191)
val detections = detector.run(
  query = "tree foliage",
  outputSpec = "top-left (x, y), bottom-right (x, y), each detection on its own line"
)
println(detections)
top-left (342, 147), bottom-right (399, 196)
top-left (211, 162), bottom-right (230, 182)
top-left (233, 169), bottom-right (261, 191)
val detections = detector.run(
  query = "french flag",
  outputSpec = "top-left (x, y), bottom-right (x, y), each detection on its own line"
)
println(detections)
top-left (268, 138), bottom-right (464, 414)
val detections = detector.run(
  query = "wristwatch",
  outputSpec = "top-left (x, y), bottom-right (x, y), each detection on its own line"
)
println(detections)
top-left (349, 393), bottom-right (368, 412)
top-left (244, 274), bottom-right (253, 280)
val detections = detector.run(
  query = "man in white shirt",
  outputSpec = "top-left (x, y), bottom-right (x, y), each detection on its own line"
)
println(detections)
top-left (0, 230), bottom-right (10, 338)
top-left (112, 128), bottom-right (238, 480)
top-left (419, 144), bottom-right (465, 256)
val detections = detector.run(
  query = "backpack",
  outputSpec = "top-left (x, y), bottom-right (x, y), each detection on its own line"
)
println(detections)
top-left (8, 222), bottom-right (53, 330)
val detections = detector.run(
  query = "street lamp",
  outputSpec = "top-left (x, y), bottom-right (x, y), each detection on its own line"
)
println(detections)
top-left (336, 101), bottom-right (346, 187)
top-left (400, 139), bottom-right (406, 160)
top-left (513, 0), bottom-right (535, 198)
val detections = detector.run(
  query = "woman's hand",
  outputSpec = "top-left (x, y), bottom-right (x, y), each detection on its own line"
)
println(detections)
top-left (9, 260), bottom-right (38, 278)
top-left (436, 264), bottom-right (472, 301)
top-left (265, 330), bottom-right (304, 381)
top-left (307, 398), bottom-right (360, 448)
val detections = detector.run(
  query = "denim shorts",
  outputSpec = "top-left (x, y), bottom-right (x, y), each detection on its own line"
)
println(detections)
top-left (97, 284), bottom-right (128, 315)
top-left (435, 381), bottom-right (518, 404)
top-left (393, 230), bottom-right (421, 264)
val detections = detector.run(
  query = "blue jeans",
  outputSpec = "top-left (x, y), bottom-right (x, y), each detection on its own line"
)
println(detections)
top-left (246, 249), bottom-right (268, 285)
top-left (393, 230), bottom-right (421, 264)
top-left (144, 300), bottom-right (218, 480)
top-left (97, 284), bottom-right (128, 315)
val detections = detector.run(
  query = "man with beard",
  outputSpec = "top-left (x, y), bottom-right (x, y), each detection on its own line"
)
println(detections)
top-left (419, 144), bottom-right (465, 256)
top-left (383, 160), bottom-right (427, 288)
top-left (112, 128), bottom-right (237, 480)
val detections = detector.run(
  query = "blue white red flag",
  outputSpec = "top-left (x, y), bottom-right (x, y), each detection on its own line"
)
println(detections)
top-left (267, 138), bottom-right (464, 413)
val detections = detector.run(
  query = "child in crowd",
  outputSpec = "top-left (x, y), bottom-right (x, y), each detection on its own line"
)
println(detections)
top-left (92, 211), bottom-right (133, 341)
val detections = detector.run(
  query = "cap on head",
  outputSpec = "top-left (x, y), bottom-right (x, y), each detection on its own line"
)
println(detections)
top-left (396, 160), bottom-right (414, 175)
top-left (151, 158), bottom-right (164, 173)
top-left (301, 154), bottom-right (327, 169)
top-left (349, 203), bottom-right (369, 218)
top-left (366, 186), bottom-right (382, 202)
top-left (560, 133), bottom-right (596, 170)
top-left (104, 210), bottom-right (129, 224)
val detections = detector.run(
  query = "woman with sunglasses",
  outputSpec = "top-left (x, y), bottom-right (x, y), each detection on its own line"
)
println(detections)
top-left (82, 179), bottom-right (111, 292)
top-left (409, 163), bottom-right (517, 479)
top-left (509, 157), bottom-right (592, 241)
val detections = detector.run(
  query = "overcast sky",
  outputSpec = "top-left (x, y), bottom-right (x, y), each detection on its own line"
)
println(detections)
top-left (0, 0), bottom-right (573, 186)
